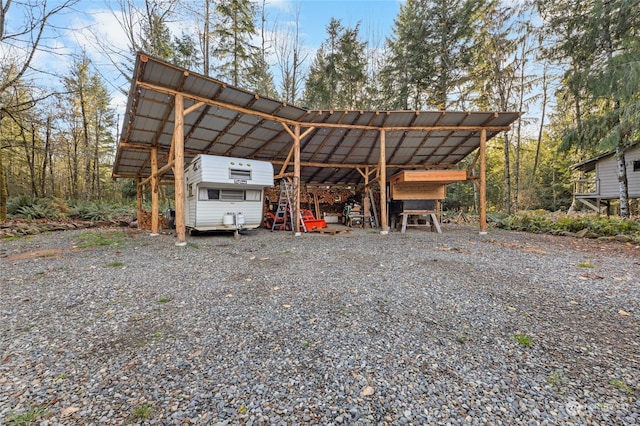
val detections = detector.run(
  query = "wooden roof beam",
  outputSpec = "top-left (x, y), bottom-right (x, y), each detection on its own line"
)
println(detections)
top-left (136, 80), bottom-right (512, 133)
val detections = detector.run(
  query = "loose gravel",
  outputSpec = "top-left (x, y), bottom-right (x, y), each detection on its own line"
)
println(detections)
top-left (1, 225), bottom-right (639, 425)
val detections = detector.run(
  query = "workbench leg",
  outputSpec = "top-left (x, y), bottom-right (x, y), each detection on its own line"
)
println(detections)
top-left (430, 213), bottom-right (442, 234)
top-left (401, 213), bottom-right (408, 233)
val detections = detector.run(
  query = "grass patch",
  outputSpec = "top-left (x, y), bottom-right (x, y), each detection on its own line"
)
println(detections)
top-left (131, 404), bottom-right (154, 421)
top-left (105, 261), bottom-right (124, 268)
top-left (578, 260), bottom-right (595, 268)
top-left (513, 334), bottom-right (533, 347)
top-left (455, 336), bottom-right (466, 345)
top-left (609, 379), bottom-right (634, 395)
top-left (5, 405), bottom-right (49, 425)
top-left (76, 230), bottom-right (127, 249)
top-left (547, 371), bottom-right (563, 387)
top-left (158, 297), bottom-right (172, 303)
top-left (38, 251), bottom-right (57, 258)
top-left (1, 235), bottom-right (21, 241)
top-left (186, 241), bottom-right (200, 248)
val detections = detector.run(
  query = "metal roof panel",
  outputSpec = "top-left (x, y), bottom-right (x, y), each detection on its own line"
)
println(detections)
top-left (114, 53), bottom-right (520, 184)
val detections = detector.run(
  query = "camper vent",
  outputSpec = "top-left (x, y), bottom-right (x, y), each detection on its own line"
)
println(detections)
top-left (229, 168), bottom-right (251, 180)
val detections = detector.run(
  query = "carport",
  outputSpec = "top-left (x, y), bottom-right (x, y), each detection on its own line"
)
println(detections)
top-left (112, 53), bottom-right (520, 244)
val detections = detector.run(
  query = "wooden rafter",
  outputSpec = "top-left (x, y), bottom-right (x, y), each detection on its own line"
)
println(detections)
top-left (136, 71), bottom-right (189, 176)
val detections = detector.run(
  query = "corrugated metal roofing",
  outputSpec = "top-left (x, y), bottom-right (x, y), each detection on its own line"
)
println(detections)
top-left (113, 53), bottom-right (520, 185)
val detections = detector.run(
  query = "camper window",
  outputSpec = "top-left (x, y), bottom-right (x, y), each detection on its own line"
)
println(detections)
top-left (220, 190), bottom-right (244, 201)
top-left (199, 188), bottom-right (220, 200)
top-left (229, 168), bottom-right (252, 180)
top-left (634, 160), bottom-right (640, 172)
top-left (245, 190), bottom-right (261, 201)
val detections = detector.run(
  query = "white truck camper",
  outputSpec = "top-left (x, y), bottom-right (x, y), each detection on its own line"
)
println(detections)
top-left (181, 154), bottom-right (274, 234)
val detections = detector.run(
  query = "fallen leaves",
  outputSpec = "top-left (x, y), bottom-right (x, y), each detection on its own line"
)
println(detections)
top-left (483, 240), bottom-right (547, 254)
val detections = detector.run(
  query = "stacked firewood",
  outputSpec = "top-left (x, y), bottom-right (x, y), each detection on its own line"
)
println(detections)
top-left (137, 210), bottom-right (167, 230)
top-left (264, 187), bottom-right (360, 205)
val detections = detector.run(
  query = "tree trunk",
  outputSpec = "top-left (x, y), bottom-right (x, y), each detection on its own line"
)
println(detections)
top-left (203, 0), bottom-right (211, 76)
top-left (615, 145), bottom-right (629, 217)
top-left (81, 86), bottom-right (92, 200)
top-left (531, 66), bottom-right (547, 186)
top-left (40, 116), bottom-right (52, 197)
top-left (0, 144), bottom-right (6, 222)
top-left (20, 124), bottom-right (38, 197)
top-left (93, 110), bottom-right (102, 198)
top-left (503, 133), bottom-right (511, 215)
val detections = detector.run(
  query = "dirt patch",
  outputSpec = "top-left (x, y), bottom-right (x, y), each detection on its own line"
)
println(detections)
top-left (2, 248), bottom-right (68, 261)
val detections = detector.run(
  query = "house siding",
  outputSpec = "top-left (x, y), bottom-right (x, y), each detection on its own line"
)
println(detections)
top-left (594, 146), bottom-right (640, 199)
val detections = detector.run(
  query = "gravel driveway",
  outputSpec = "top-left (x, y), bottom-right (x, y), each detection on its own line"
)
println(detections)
top-left (1, 225), bottom-right (639, 425)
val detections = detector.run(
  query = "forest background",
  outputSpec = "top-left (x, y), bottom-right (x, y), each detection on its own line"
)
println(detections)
top-left (1, 0), bottom-right (639, 222)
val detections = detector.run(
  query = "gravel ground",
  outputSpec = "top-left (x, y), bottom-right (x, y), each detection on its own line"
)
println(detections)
top-left (1, 224), bottom-right (639, 425)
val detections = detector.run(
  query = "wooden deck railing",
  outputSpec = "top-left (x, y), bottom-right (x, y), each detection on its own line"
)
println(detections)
top-left (574, 178), bottom-right (599, 196)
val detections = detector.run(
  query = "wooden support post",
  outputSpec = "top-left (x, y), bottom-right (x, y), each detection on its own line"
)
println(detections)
top-left (136, 177), bottom-right (143, 228)
top-left (293, 124), bottom-right (301, 234)
top-left (379, 130), bottom-right (388, 234)
top-left (479, 129), bottom-right (487, 234)
top-left (363, 166), bottom-right (371, 228)
top-left (174, 93), bottom-right (187, 245)
top-left (150, 146), bottom-right (159, 235)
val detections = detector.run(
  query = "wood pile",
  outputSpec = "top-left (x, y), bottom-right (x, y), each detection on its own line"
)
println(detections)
top-left (264, 187), bottom-right (362, 205)
top-left (137, 210), bottom-right (167, 230)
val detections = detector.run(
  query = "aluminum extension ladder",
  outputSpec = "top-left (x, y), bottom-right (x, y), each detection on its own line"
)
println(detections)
top-left (272, 179), bottom-right (307, 232)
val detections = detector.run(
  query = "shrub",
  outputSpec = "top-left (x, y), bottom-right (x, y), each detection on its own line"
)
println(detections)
top-left (497, 211), bottom-right (640, 242)
top-left (7, 196), bottom-right (135, 222)
top-left (8, 196), bottom-right (60, 220)
top-left (68, 200), bottom-right (134, 221)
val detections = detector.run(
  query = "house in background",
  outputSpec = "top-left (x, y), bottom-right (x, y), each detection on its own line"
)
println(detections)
top-left (571, 144), bottom-right (640, 214)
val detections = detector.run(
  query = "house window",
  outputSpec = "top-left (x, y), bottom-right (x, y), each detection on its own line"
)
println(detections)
top-left (634, 160), bottom-right (640, 172)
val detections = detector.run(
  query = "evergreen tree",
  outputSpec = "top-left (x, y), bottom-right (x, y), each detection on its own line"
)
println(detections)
top-left (212, 0), bottom-right (258, 87)
top-left (62, 54), bottom-right (115, 200)
top-left (172, 32), bottom-right (202, 70)
top-left (304, 18), bottom-right (367, 110)
top-left (140, 8), bottom-right (175, 60)
top-left (538, 0), bottom-right (640, 216)
top-left (244, 0), bottom-right (277, 98)
top-left (382, 0), bottom-right (481, 110)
